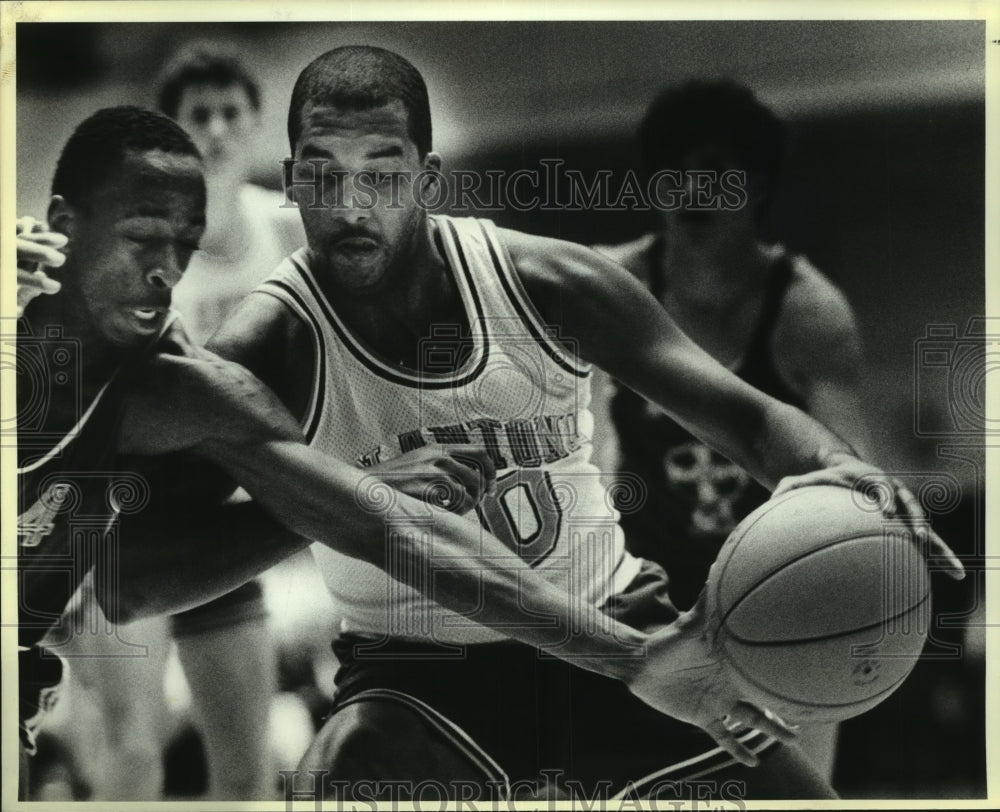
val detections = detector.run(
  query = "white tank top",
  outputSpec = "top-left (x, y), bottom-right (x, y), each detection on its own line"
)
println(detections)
top-left (257, 215), bottom-right (641, 644)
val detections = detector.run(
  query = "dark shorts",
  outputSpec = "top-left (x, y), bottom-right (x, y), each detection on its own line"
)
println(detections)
top-left (328, 560), bottom-right (777, 797)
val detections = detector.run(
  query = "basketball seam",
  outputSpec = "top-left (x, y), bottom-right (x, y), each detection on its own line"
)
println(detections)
top-left (723, 591), bottom-right (931, 646)
top-left (718, 533), bottom-right (928, 631)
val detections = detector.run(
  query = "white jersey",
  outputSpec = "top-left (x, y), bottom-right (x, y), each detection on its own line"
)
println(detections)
top-left (258, 215), bottom-right (641, 644)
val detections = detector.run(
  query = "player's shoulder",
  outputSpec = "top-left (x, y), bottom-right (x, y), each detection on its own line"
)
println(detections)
top-left (494, 226), bottom-right (612, 285)
top-left (775, 248), bottom-right (858, 330)
top-left (493, 225), bottom-right (643, 319)
top-left (208, 282), bottom-right (309, 359)
top-left (768, 246), bottom-right (863, 369)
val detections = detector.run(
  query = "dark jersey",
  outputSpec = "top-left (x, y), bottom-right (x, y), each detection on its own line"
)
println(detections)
top-left (15, 317), bottom-right (171, 742)
top-left (606, 239), bottom-right (807, 609)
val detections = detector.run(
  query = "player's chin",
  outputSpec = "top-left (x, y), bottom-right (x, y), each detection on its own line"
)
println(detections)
top-left (327, 257), bottom-right (391, 296)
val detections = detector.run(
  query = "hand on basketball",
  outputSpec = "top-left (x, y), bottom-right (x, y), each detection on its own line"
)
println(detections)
top-left (771, 455), bottom-right (965, 580)
top-left (626, 594), bottom-right (798, 767)
top-left (367, 444), bottom-right (498, 514)
top-left (16, 216), bottom-right (66, 316)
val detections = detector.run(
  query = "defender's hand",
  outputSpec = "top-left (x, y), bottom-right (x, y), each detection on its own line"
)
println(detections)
top-left (772, 455), bottom-right (965, 580)
top-left (16, 216), bottom-right (66, 316)
top-left (367, 444), bottom-right (497, 514)
top-left (625, 593), bottom-right (797, 767)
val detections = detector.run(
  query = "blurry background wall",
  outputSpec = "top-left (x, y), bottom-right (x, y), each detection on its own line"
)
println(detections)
top-left (15, 19), bottom-right (987, 798)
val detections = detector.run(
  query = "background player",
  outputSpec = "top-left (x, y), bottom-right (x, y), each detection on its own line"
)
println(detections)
top-left (188, 46), bottom-right (959, 800)
top-left (156, 43), bottom-right (313, 799)
top-left (16, 105), bottom-right (822, 800)
top-left (592, 79), bottom-right (872, 779)
top-left (159, 42), bottom-right (306, 342)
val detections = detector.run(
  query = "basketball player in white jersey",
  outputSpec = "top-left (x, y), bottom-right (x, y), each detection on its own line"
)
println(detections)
top-left (180, 46), bottom-right (962, 800)
top-left (15, 106), bottom-right (822, 800)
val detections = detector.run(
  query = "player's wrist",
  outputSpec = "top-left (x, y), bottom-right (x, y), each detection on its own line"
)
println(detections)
top-left (551, 622), bottom-right (652, 686)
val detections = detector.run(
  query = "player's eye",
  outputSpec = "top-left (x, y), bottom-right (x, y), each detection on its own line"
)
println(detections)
top-left (192, 107), bottom-right (210, 126)
top-left (374, 170), bottom-right (403, 187)
top-left (224, 106), bottom-right (239, 122)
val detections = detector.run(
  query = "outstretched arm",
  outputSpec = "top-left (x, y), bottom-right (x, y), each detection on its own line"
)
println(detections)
top-left (500, 228), bottom-right (963, 578)
top-left (110, 345), bottom-right (791, 765)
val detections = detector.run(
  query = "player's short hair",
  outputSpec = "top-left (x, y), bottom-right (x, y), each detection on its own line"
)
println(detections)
top-left (639, 79), bottom-right (786, 215)
top-left (51, 106), bottom-right (202, 209)
top-left (155, 42), bottom-right (261, 119)
top-left (288, 45), bottom-right (431, 157)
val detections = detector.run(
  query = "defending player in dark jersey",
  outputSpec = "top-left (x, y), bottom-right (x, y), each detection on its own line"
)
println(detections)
top-left (15, 105), bottom-right (820, 801)
top-left (595, 80), bottom-right (872, 611)
top-left (593, 80), bottom-right (873, 778)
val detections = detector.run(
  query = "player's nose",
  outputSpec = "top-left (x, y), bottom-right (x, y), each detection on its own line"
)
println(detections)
top-left (336, 189), bottom-right (372, 225)
top-left (208, 112), bottom-right (228, 139)
top-left (145, 247), bottom-right (184, 290)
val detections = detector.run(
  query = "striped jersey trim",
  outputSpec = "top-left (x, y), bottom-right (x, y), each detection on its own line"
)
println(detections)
top-left (288, 241), bottom-right (489, 390)
top-left (336, 688), bottom-right (511, 796)
top-left (256, 279), bottom-right (328, 443)
top-left (477, 220), bottom-right (590, 379)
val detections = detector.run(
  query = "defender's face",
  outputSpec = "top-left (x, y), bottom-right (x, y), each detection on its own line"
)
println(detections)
top-left (659, 144), bottom-right (759, 255)
top-left (61, 149), bottom-right (206, 347)
top-left (288, 100), bottom-right (439, 296)
top-left (175, 82), bottom-right (259, 176)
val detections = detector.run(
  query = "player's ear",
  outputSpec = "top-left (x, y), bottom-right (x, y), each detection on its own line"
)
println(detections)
top-left (418, 152), bottom-right (443, 200)
top-left (47, 195), bottom-right (76, 245)
top-left (423, 152), bottom-right (442, 174)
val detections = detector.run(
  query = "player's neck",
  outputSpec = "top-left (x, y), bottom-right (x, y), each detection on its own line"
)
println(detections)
top-left (661, 238), bottom-right (770, 309)
top-left (323, 220), bottom-right (467, 369)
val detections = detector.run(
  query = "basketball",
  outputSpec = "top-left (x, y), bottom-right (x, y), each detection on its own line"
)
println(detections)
top-left (704, 484), bottom-right (931, 724)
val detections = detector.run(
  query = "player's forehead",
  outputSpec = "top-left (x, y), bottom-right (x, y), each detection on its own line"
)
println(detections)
top-left (92, 149), bottom-right (206, 222)
top-left (296, 99), bottom-right (415, 157)
top-left (178, 81), bottom-right (255, 111)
